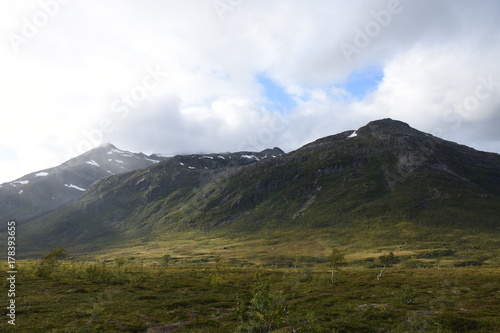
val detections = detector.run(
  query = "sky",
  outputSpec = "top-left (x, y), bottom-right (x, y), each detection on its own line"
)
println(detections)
top-left (1, 0), bottom-right (500, 183)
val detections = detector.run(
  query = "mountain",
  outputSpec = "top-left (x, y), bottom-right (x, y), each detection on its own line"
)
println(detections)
top-left (19, 119), bottom-right (500, 254)
top-left (0, 143), bottom-right (166, 223)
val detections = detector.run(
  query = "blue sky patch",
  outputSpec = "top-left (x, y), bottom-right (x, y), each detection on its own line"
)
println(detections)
top-left (257, 73), bottom-right (297, 112)
top-left (339, 66), bottom-right (384, 99)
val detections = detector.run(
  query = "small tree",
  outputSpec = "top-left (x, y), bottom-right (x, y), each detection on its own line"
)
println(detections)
top-left (160, 254), bottom-right (172, 267)
top-left (36, 248), bottom-right (67, 276)
top-left (294, 255), bottom-right (306, 269)
top-left (236, 282), bottom-right (287, 332)
top-left (43, 248), bottom-right (67, 269)
top-left (327, 248), bottom-right (345, 284)
top-left (44, 248), bottom-right (67, 261)
top-left (377, 252), bottom-right (399, 281)
top-left (214, 254), bottom-right (223, 271)
top-left (114, 257), bottom-right (126, 269)
top-left (379, 252), bottom-right (398, 266)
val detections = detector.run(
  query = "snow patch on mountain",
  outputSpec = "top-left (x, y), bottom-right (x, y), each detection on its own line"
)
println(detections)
top-left (87, 160), bottom-right (100, 167)
top-left (241, 155), bottom-right (260, 161)
top-left (107, 148), bottom-right (125, 155)
top-left (0, 143), bottom-right (167, 223)
top-left (64, 184), bottom-right (86, 191)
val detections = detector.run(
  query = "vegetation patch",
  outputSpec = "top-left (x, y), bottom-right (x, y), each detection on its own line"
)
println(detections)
top-left (3, 242), bottom-right (499, 332)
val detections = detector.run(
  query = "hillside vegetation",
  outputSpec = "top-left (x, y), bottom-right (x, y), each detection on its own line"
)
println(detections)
top-left (4, 119), bottom-right (500, 332)
top-left (17, 119), bottom-right (500, 257)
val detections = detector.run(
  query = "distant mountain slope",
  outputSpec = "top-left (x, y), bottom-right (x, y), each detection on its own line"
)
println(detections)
top-left (19, 119), bottom-right (500, 252)
top-left (20, 148), bottom-right (284, 250)
top-left (199, 119), bottom-right (500, 231)
top-left (0, 143), bottom-right (165, 222)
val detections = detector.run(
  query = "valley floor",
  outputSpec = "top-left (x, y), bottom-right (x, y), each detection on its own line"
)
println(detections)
top-left (2, 261), bottom-right (499, 332)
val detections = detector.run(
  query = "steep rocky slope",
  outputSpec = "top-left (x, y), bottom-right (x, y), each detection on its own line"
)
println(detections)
top-left (19, 119), bottom-right (500, 252)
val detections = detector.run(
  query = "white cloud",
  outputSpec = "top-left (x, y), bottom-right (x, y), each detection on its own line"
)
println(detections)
top-left (0, 0), bottom-right (499, 183)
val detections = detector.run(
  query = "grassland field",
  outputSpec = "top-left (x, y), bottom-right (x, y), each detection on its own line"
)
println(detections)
top-left (3, 228), bottom-right (499, 332)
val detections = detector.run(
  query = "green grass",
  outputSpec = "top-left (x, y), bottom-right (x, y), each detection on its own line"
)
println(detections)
top-left (2, 261), bottom-right (499, 332)
top-left (5, 119), bottom-right (500, 331)
top-left (3, 228), bottom-right (499, 333)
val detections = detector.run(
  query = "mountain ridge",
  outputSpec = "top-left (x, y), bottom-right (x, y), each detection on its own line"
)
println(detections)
top-left (15, 119), bottom-right (500, 255)
top-left (0, 143), bottom-right (166, 223)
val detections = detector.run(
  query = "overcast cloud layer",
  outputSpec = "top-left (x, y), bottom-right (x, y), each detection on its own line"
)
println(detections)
top-left (1, 0), bottom-right (500, 183)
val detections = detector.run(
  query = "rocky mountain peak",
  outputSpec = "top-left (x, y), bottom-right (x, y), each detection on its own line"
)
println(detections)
top-left (356, 118), bottom-right (421, 137)
top-left (260, 147), bottom-right (285, 156)
top-left (15, 120), bottom-right (500, 251)
top-left (0, 144), bottom-right (166, 223)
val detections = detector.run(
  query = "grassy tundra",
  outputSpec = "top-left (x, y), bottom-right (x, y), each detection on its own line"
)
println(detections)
top-left (4, 230), bottom-right (499, 332)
